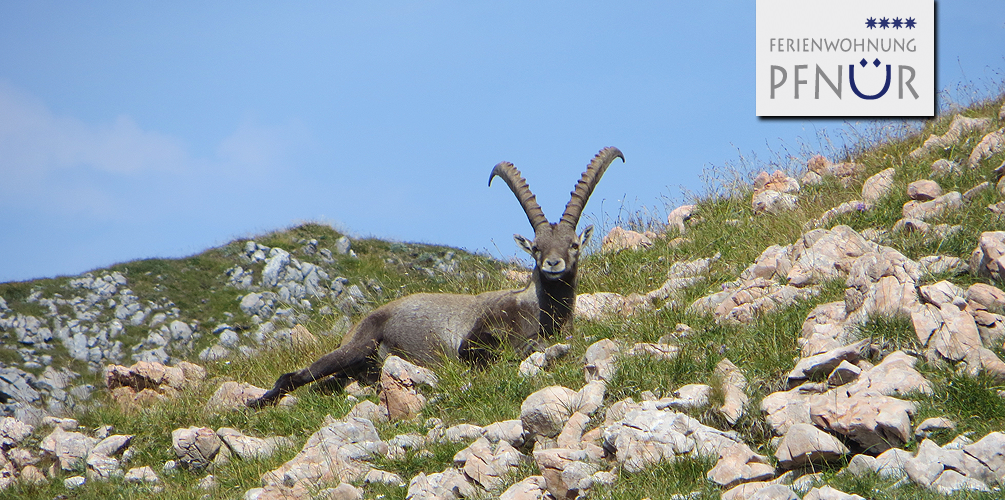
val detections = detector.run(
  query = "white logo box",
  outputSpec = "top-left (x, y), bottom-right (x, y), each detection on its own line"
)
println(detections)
top-left (756, 0), bottom-right (934, 117)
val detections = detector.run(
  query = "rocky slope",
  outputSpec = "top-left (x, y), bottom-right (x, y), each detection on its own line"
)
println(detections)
top-left (1, 99), bottom-right (1005, 499)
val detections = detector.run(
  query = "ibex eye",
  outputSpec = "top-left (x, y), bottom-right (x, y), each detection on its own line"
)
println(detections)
top-left (532, 246), bottom-right (539, 253)
top-left (571, 243), bottom-right (579, 249)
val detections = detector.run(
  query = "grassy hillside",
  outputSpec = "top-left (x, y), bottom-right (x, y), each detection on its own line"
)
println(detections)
top-left (1, 93), bottom-right (1004, 500)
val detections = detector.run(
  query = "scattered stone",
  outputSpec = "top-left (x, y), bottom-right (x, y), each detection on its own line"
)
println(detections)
top-left (347, 400), bottom-right (389, 424)
top-left (484, 419), bottom-right (530, 447)
top-left (207, 380), bottom-right (296, 410)
top-left (40, 427), bottom-right (97, 470)
top-left (919, 255), bottom-right (968, 275)
top-left (443, 423), bottom-right (484, 443)
top-left (0, 417), bottom-right (32, 448)
top-left (969, 127), bottom-right (1005, 167)
top-left (500, 475), bottom-right (548, 500)
top-left (909, 115), bottom-right (992, 158)
top-left (602, 408), bottom-right (740, 472)
top-left (715, 358), bottom-right (749, 424)
top-left (810, 390), bottom-right (916, 451)
top-left (827, 360), bottom-right (861, 386)
top-left (217, 427), bottom-right (293, 460)
top-left (262, 417), bottom-right (385, 487)
top-left (902, 191), bottom-right (962, 220)
top-left (380, 355), bottom-right (436, 421)
top-left (456, 437), bottom-right (522, 490)
top-left (198, 474), bottom-right (218, 489)
top-left (811, 200), bottom-right (868, 229)
top-left (862, 168), bottom-right (895, 203)
top-left (519, 351), bottom-right (547, 377)
top-left (123, 465), bottom-right (160, 484)
top-left (602, 226), bottom-right (655, 252)
top-left (521, 386), bottom-right (578, 439)
top-left (64, 475), bottom-right (86, 489)
top-left (752, 189), bottom-right (798, 215)
top-left (803, 485), bottom-right (865, 500)
top-left (970, 231), bottom-right (1005, 280)
top-left (172, 426), bottom-right (222, 470)
top-left (19, 464), bottom-right (46, 484)
top-left (406, 469), bottom-right (477, 500)
top-left (774, 423), bottom-right (849, 469)
top-left (584, 339), bottom-right (620, 383)
top-left (915, 417), bottom-right (955, 439)
top-left (575, 292), bottom-right (651, 321)
top-left (786, 340), bottom-right (867, 388)
top-left (626, 342), bottom-right (679, 359)
top-left (707, 442), bottom-right (775, 489)
top-left (667, 204), bottom-right (696, 234)
top-left (363, 468), bottom-right (404, 486)
top-left (964, 181), bottom-right (992, 201)
top-left (91, 434), bottom-right (133, 457)
top-left (907, 179), bottom-right (942, 201)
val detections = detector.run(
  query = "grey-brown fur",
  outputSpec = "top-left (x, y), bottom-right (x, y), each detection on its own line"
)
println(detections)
top-left (248, 147), bottom-right (624, 407)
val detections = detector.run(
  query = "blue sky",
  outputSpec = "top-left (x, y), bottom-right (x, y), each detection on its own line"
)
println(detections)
top-left (1, 2), bottom-right (1003, 282)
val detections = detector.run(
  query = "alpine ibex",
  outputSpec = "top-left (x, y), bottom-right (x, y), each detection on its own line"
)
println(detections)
top-left (248, 147), bottom-right (623, 407)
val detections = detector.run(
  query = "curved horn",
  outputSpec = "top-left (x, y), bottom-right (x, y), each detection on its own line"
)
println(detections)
top-left (489, 161), bottom-right (549, 230)
top-left (559, 147), bottom-right (625, 228)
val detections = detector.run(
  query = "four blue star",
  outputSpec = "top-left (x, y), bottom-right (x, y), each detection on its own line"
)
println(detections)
top-left (866, 16), bottom-right (918, 29)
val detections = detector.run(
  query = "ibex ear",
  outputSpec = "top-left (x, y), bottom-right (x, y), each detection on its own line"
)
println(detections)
top-left (578, 225), bottom-right (594, 247)
top-left (514, 234), bottom-right (535, 255)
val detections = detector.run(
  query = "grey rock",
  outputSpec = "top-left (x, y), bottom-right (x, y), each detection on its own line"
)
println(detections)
top-left (521, 386), bottom-right (578, 438)
top-left (91, 434), bottom-right (133, 457)
top-left (406, 468), bottom-right (476, 500)
top-left (40, 427), bottom-right (98, 470)
top-left (603, 408), bottom-right (740, 472)
top-left (86, 452), bottom-right (122, 480)
top-left (217, 427), bottom-right (293, 460)
top-left (335, 236), bottom-right (352, 255)
top-left (862, 168), bottom-right (896, 204)
top-left (803, 486), bottom-right (865, 500)
top-left (931, 158), bottom-right (961, 176)
top-left (707, 442), bottom-right (775, 488)
top-left (0, 416), bottom-right (33, 449)
top-left (786, 340), bottom-right (868, 388)
top-left (584, 338), bottom-right (619, 383)
top-left (483, 420), bottom-right (525, 447)
top-left (963, 431), bottom-right (1005, 484)
top-left (172, 426), bottom-right (222, 469)
top-left (262, 416), bottom-right (385, 486)
top-left (198, 345), bottom-right (230, 361)
top-left (915, 417), bottom-right (955, 439)
top-left (907, 179), bottom-right (942, 201)
top-left (444, 423), bottom-right (484, 443)
top-left (218, 329), bottom-right (240, 347)
top-left (124, 465), bottom-right (160, 484)
top-left (749, 484), bottom-right (799, 500)
top-left (64, 475), bottom-right (86, 489)
top-left (827, 360), bottom-right (861, 386)
top-left (774, 423), bottom-right (848, 469)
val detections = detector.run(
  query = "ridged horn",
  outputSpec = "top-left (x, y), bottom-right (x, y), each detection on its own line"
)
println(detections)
top-left (489, 161), bottom-right (549, 230)
top-left (559, 147), bottom-right (624, 228)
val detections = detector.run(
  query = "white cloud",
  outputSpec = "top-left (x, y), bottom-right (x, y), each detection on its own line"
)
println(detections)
top-left (0, 81), bottom-right (189, 178)
top-left (0, 81), bottom-right (307, 221)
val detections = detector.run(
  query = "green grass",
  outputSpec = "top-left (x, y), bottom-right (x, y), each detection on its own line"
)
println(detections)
top-left (2, 94), bottom-right (1005, 499)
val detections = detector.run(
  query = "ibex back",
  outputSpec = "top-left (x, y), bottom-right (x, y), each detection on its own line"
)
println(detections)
top-left (248, 147), bottom-right (623, 407)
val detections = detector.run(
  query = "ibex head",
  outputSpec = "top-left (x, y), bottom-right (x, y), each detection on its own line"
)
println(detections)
top-left (489, 147), bottom-right (624, 281)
